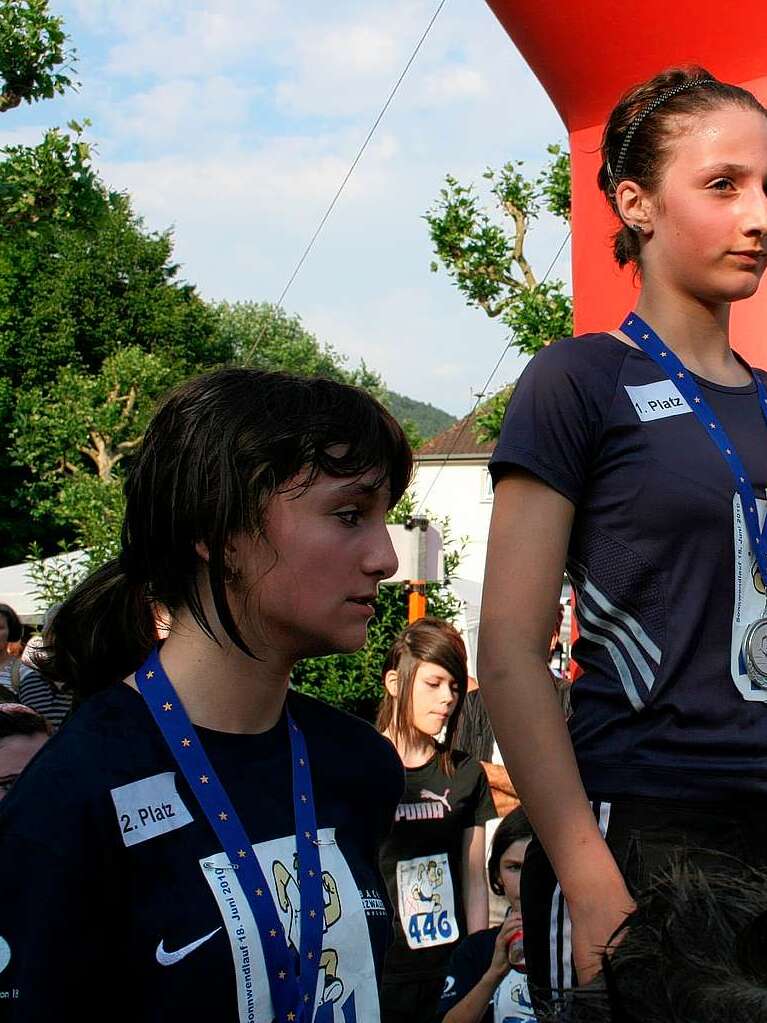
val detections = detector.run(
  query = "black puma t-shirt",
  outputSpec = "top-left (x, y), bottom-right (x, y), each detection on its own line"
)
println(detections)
top-left (490, 332), bottom-right (767, 802)
top-left (0, 683), bottom-right (403, 1022)
top-left (378, 749), bottom-right (495, 981)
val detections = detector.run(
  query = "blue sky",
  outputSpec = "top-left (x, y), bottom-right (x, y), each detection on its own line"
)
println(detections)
top-left (4, 0), bottom-right (569, 415)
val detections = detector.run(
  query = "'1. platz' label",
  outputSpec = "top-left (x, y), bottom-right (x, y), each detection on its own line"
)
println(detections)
top-left (624, 381), bottom-right (693, 423)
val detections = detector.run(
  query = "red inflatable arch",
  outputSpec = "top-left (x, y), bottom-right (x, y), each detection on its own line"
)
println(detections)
top-left (487, 0), bottom-right (767, 363)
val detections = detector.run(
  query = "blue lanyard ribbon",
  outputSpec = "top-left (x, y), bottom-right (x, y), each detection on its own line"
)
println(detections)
top-left (137, 647), bottom-right (325, 1023)
top-left (621, 312), bottom-right (767, 588)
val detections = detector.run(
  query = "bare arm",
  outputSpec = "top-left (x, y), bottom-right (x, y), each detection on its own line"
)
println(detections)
top-left (477, 471), bottom-right (634, 981)
top-left (442, 913), bottom-right (521, 1023)
top-left (462, 826), bottom-right (488, 934)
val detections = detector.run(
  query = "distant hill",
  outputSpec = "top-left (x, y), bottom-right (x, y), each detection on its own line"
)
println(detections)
top-left (385, 390), bottom-right (456, 440)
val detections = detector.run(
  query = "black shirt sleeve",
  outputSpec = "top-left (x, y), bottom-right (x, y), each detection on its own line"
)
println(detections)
top-left (464, 757), bottom-right (496, 829)
top-left (436, 927), bottom-right (498, 1022)
top-left (489, 336), bottom-right (625, 504)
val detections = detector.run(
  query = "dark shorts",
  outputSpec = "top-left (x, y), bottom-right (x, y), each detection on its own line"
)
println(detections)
top-left (521, 795), bottom-right (767, 1008)
top-left (379, 975), bottom-right (445, 1023)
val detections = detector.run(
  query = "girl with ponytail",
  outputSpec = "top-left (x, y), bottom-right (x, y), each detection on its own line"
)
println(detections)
top-left (479, 65), bottom-right (767, 1007)
top-left (0, 368), bottom-right (412, 1023)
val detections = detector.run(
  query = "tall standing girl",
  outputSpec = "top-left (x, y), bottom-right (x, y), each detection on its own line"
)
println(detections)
top-left (377, 618), bottom-right (496, 1023)
top-left (478, 66), bottom-right (767, 1003)
top-left (0, 369), bottom-right (412, 1022)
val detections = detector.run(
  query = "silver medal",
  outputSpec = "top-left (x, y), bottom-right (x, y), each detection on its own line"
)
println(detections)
top-left (742, 617), bottom-right (767, 689)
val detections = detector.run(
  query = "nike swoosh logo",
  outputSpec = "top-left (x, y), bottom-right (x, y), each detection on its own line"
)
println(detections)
top-left (156, 927), bottom-right (222, 966)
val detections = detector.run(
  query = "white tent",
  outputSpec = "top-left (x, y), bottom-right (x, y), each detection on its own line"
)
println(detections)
top-left (0, 550), bottom-right (87, 623)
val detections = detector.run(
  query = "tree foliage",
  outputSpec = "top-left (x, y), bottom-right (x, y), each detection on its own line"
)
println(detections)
top-left (0, 0), bottom-right (74, 112)
top-left (0, 121), bottom-right (103, 237)
top-left (0, 162), bottom-right (223, 562)
top-left (215, 300), bottom-right (387, 400)
top-left (426, 144), bottom-right (573, 439)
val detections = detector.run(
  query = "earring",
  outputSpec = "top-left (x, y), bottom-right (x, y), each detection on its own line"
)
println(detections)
top-left (631, 223), bottom-right (645, 234)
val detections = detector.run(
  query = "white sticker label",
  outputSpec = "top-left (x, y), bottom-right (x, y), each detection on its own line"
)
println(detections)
top-left (201, 827), bottom-right (380, 1023)
top-left (396, 852), bottom-right (458, 950)
top-left (730, 493), bottom-right (767, 702)
top-left (624, 382), bottom-right (692, 422)
top-left (111, 772), bottom-right (193, 847)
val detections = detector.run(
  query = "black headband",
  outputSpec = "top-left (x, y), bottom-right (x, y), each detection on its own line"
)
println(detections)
top-left (607, 78), bottom-right (717, 191)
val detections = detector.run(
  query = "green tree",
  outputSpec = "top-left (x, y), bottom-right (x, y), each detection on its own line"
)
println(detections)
top-left (426, 144), bottom-right (573, 439)
top-left (0, 120), bottom-right (106, 238)
top-left (0, 0), bottom-right (74, 112)
top-left (12, 345), bottom-right (188, 561)
top-left (1, 181), bottom-right (224, 564)
top-left (215, 300), bottom-right (387, 400)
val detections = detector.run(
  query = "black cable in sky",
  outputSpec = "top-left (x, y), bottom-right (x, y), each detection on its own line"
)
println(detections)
top-left (243, 0), bottom-right (448, 365)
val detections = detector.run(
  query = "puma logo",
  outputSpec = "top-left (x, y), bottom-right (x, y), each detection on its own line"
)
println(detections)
top-left (420, 788), bottom-right (452, 812)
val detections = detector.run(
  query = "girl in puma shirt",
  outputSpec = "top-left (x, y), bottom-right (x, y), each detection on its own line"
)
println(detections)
top-left (377, 618), bottom-right (496, 1023)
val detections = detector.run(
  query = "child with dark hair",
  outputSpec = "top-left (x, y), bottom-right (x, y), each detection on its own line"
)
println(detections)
top-left (479, 63), bottom-right (767, 1003)
top-left (0, 704), bottom-right (51, 801)
top-left (0, 368), bottom-right (413, 1022)
top-left (438, 808), bottom-right (536, 1023)
top-left (377, 618), bottom-right (496, 1023)
top-left (0, 603), bottom-right (24, 694)
top-left (563, 861), bottom-right (767, 1023)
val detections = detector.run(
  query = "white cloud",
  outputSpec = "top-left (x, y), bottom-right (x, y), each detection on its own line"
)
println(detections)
top-left (47, 0), bottom-right (568, 416)
top-left (417, 66), bottom-right (488, 105)
top-left (107, 76), bottom-right (254, 147)
top-left (89, 0), bottom-right (280, 79)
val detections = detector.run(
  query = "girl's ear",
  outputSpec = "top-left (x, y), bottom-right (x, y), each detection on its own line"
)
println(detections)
top-left (384, 670), bottom-right (399, 698)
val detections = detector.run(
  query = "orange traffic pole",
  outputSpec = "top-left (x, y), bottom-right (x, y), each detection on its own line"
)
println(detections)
top-left (407, 582), bottom-right (427, 623)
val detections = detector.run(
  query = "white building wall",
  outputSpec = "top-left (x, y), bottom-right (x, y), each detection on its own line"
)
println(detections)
top-left (410, 460), bottom-right (492, 585)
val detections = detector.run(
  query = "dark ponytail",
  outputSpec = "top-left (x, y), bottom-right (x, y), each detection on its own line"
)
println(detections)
top-left (43, 560), bottom-right (156, 698)
top-left (597, 65), bottom-right (767, 268)
top-left (44, 368), bottom-right (412, 699)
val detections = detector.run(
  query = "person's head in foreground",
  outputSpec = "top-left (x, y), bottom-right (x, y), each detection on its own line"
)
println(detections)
top-left (377, 616), bottom-right (469, 773)
top-left (43, 368), bottom-right (413, 696)
top-left (488, 807), bottom-right (533, 914)
top-left (0, 705), bottom-right (51, 801)
top-left (599, 65), bottom-right (767, 296)
top-left (0, 603), bottom-right (22, 658)
top-left (560, 861), bottom-right (767, 1023)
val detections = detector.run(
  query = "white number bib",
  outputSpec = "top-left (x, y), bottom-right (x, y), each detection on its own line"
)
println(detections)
top-left (396, 852), bottom-right (457, 950)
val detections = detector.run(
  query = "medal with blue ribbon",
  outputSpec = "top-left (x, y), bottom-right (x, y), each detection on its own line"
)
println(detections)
top-left (621, 312), bottom-right (767, 688)
top-left (137, 647), bottom-right (325, 1021)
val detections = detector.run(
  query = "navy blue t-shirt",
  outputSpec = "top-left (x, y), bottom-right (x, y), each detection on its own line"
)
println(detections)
top-left (490, 332), bottom-right (767, 802)
top-left (0, 683), bottom-right (403, 1021)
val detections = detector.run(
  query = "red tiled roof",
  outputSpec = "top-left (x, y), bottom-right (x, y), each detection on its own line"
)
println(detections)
top-left (415, 408), bottom-right (495, 459)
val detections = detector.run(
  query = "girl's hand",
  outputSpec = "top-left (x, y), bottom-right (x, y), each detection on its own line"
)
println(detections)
top-left (487, 911), bottom-right (523, 982)
top-left (569, 880), bottom-right (635, 985)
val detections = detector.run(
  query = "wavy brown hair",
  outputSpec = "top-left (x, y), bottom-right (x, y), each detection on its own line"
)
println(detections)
top-left (376, 617), bottom-right (468, 776)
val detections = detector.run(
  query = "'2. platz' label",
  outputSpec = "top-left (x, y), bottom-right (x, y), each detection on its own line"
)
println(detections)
top-left (624, 381), bottom-right (693, 423)
top-left (111, 771), bottom-right (193, 847)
